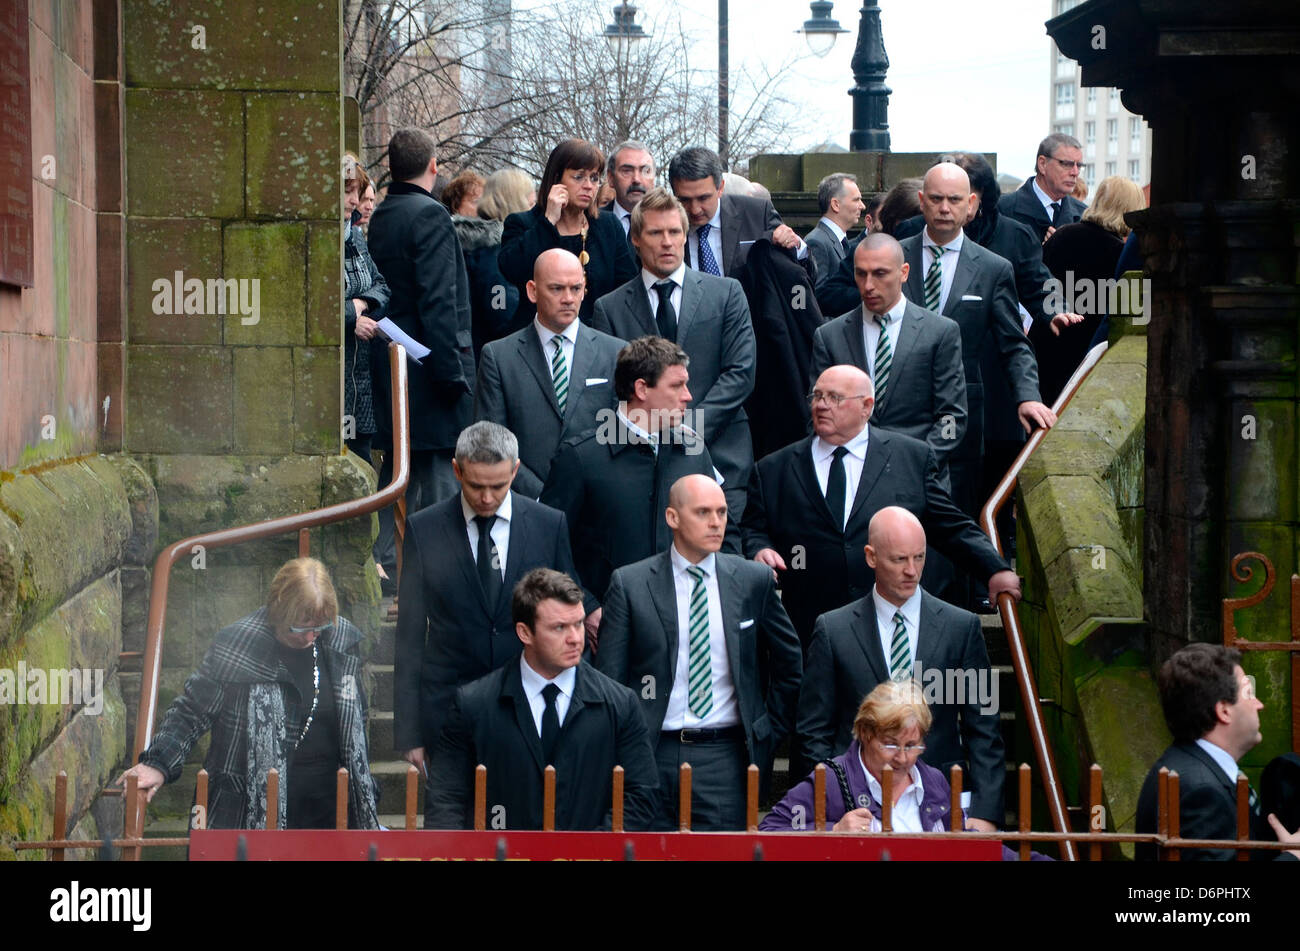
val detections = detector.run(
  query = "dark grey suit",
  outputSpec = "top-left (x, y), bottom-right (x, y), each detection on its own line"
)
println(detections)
top-left (997, 176), bottom-right (1087, 244)
top-left (596, 549), bottom-right (803, 826)
top-left (684, 193), bottom-right (784, 279)
top-left (794, 590), bottom-right (1004, 823)
top-left (473, 321), bottom-right (625, 498)
top-left (805, 220), bottom-right (847, 293)
top-left (810, 300), bottom-right (967, 465)
top-left (898, 234), bottom-right (1040, 512)
top-left (594, 270), bottom-right (756, 516)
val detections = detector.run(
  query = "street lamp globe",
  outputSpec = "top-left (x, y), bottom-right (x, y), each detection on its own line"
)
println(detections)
top-left (604, 2), bottom-right (649, 56)
top-left (799, 1), bottom-right (849, 58)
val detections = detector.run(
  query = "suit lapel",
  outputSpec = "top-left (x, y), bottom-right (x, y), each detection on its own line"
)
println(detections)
top-left (566, 326), bottom-right (599, 422)
top-left (1182, 742), bottom-right (1239, 794)
top-left (843, 307), bottom-right (869, 371)
top-left (715, 555), bottom-right (744, 698)
top-left (1022, 181), bottom-right (1053, 231)
top-left (792, 437), bottom-right (839, 530)
top-left (449, 501), bottom-right (492, 618)
top-left (854, 599), bottom-right (890, 684)
top-left (502, 662), bottom-right (546, 773)
top-left (845, 428), bottom-right (890, 528)
top-left (675, 269), bottom-right (703, 344)
top-left (877, 303), bottom-right (921, 416)
top-left (903, 239), bottom-right (925, 306)
top-left (914, 591), bottom-right (941, 670)
top-left (721, 197), bottom-right (741, 276)
top-left (942, 242), bottom-right (978, 316)
top-left (517, 331), bottom-right (562, 419)
top-left (647, 553), bottom-right (681, 679)
top-left (498, 495), bottom-right (526, 614)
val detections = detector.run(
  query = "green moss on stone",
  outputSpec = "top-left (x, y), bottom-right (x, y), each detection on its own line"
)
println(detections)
top-left (124, 89), bottom-right (243, 218)
top-left (245, 93), bottom-right (340, 220)
top-left (126, 346), bottom-right (233, 453)
top-left (223, 222), bottom-right (308, 346)
top-left (125, 218), bottom-right (224, 345)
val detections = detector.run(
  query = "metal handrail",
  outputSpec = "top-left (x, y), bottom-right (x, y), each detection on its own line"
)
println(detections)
top-left (979, 340), bottom-right (1112, 862)
top-left (124, 342), bottom-right (410, 857)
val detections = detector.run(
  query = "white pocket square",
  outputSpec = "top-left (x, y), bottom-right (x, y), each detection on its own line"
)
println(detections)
top-left (960, 294), bottom-right (983, 301)
top-left (739, 618), bottom-right (755, 629)
top-left (584, 377), bottom-right (608, 385)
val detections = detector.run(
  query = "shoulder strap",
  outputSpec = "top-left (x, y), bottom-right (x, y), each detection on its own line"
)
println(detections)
top-left (821, 758), bottom-right (856, 815)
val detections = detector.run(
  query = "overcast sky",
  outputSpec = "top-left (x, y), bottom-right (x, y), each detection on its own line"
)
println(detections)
top-left (570, 0), bottom-right (1057, 179)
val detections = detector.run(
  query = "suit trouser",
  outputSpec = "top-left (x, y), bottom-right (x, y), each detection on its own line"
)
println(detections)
top-left (373, 448), bottom-right (460, 570)
top-left (654, 730), bottom-right (748, 831)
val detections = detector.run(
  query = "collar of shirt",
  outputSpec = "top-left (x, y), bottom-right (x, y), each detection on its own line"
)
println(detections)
top-left (534, 317), bottom-right (580, 355)
top-left (872, 583), bottom-right (923, 638)
top-left (461, 489), bottom-right (512, 528)
top-left (1031, 176), bottom-right (1059, 218)
top-left (670, 543), bottom-right (716, 580)
top-left (859, 748), bottom-right (924, 808)
top-left (813, 427), bottom-right (870, 467)
top-left (865, 294), bottom-right (908, 325)
top-left (616, 408), bottom-right (658, 448)
top-left (923, 230), bottom-right (963, 258)
top-left (641, 262), bottom-right (687, 295)
top-left (1194, 737), bottom-right (1243, 786)
top-left (819, 217), bottom-right (846, 242)
top-left (519, 654), bottom-right (577, 706)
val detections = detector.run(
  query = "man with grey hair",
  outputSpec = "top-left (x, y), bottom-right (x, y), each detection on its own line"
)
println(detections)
top-left (394, 420), bottom-right (586, 776)
top-left (806, 172), bottom-right (866, 294)
top-left (604, 140), bottom-right (657, 238)
top-left (998, 133), bottom-right (1087, 243)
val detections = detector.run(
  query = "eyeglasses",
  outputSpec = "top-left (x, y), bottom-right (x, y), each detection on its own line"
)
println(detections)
top-left (1049, 158), bottom-right (1082, 171)
top-left (808, 390), bottom-right (869, 407)
top-left (289, 621), bottom-right (333, 635)
top-left (567, 171), bottom-right (603, 185)
top-left (878, 741), bottom-right (926, 755)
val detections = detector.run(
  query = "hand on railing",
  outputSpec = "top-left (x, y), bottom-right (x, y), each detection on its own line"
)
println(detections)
top-left (1017, 400), bottom-right (1057, 433)
top-left (115, 763), bottom-right (165, 803)
top-left (1266, 814), bottom-right (1300, 860)
top-left (988, 569), bottom-right (1022, 603)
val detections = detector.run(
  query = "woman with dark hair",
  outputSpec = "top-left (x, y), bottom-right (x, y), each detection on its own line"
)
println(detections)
top-left (498, 139), bottom-right (638, 332)
top-left (875, 177), bottom-right (923, 237)
top-left (342, 156), bottom-right (389, 462)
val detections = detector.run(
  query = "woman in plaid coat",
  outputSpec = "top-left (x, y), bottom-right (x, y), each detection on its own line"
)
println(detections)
top-left (344, 159), bottom-right (390, 462)
top-left (120, 558), bottom-right (381, 830)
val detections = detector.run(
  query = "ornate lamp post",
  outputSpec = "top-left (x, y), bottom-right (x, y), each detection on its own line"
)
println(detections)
top-left (848, 2), bottom-right (891, 151)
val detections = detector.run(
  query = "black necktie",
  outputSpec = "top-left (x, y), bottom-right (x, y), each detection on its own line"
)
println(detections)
top-left (1050, 201), bottom-right (1063, 228)
top-left (474, 514), bottom-right (502, 607)
top-left (654, 280), bottom-right (677, 341)
top-left (826, 446), bottom-right (849, 530)
top-left (541, 683), bottom-right (560, 765)
top-left (841, 235), bottom-right (851, 254)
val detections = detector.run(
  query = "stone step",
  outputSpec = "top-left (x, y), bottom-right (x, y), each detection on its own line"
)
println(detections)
top-left (371, 617), bottom-right (396, 665)
top-left (369, 664), bottom-right (394, 712)
top-left (380, 813), bottom-right (424, 830)
top-left (371, 758), bottom-right (424, 813)
top-left (140, 816), bottom-right (190, 862)
top-left (368, 710), bottom-right (397, 759)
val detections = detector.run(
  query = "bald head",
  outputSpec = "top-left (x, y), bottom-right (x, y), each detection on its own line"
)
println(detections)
top-left (919, 162), bottom-right (976, 245)
top-left (868, 506), bottom-right (925, 548)
top-left (666, 474), bottom-right (727, 560)
top-left (865, 506), bottom-right (927, 606)
top-left (853, 233), bottom-right (909, 315)
top-left (668, 473), bottom-right (722, 510)
top-left (810, 365), bottom-right (874, 445)
top-left (856, 232), bottom-right (904, 268)
top-left (528, 248), bottom-right (586, 333)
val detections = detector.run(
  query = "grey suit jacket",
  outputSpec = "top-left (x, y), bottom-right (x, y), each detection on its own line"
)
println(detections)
top-left (473, 321), bottom-right (625, 498)
top-left (899, 234), bottom-right (1040, 465)
top-left (593, 270), bottom-right (756, 494)
top-left (596, 549), bottom-right (803, 792)
top-left (811, 300), bottom-right (967, 464)
top-left (805, 220), bottom-right (846, 291)
top-left (683, 193), bottom-right (782, 278)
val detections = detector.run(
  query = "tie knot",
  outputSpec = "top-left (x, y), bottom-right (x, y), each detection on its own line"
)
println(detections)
top-left (474, 514), bottom-right (495, 533)
top-left (930, 245), bottom-right (945, 258)
top-left (654, 279), bottom-right (674, 300)
top-left (697, 222), bottom-right (711, 239)
top-left (832, 446), bottom-right (849, 461)
top-left (893, 610), bottom-right (905, 624)
top-left (552, 336), bottom-right (564, 352)
top-left (686, 565), bottom-right (706, 583)
top-left (874, 311), bottom-right (890, 327)
top-left (1050, 201), bottom-right (1061, 211)
top-left (542, 682), bottom-right (560, 703)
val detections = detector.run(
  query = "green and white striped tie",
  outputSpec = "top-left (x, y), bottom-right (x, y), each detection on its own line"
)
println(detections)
top-left (923, 245), bottom-right (945, 311)
top-left (873, 312), bottom-right (892, 400)
top-left (686, 565), bottom-right (713, 718)
top-left (551, 337), bottom-right (569, 415)
top-left (888, 610), bottom-right (912, 681)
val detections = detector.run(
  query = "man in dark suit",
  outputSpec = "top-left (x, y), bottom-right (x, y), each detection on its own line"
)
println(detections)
top-left (474, 249), bottom-right (624, 498)
top-left (1136, 644), bottom-right (1299, 860)
top-left (811, 233), bottom-right (967, 467)
top-left (367, 128), bottom-right (476, 577)
top-left (595, 187), bottom-right (755, 520)
top-left (597, 475), bottom-right (802, 829)
top-left (794, 506), bottom-right (1004, 828)
top-left (602, 139), bottom-right (656, 241)
top-left (998, 133), bottom-right (1087, 244)
top-left (742, 364), bottom-right (1019, 649)
top-left (899, 162), bottom-right (1055, 518)
top-left (425, 568), bottom-right (659, 830)
top-left (540, 336), bottom-right (718, 639)
top-left (394, 421), bottom-right (584, 777)
top-left (668, 146), bottom-right (813, 281)
top-left (805, 172), bottom-right (864, 295)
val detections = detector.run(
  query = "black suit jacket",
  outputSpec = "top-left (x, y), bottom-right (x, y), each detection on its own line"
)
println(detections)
top-left (740, 428), bottom-right (1008, 645)
top-left (596, 550), bottom-right (803, 792)
top-left (997, 177), bottom-right (1086, 244)
top-left (794, 590), bottom-right (1004, 822)
top-left (366, 182), bottom-right (475, 451)
top-left (394, 492), bottom-right (581, 751)
top-left (498, 207), bottom-right (638, 333)
top-left (540, 416), bottom-right (717, 606)
top-left (425, 659), bottom-right (659, 830)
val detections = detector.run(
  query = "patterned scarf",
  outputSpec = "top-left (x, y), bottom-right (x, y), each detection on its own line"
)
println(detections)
top-left (244, 684), bottom-right (290, 830)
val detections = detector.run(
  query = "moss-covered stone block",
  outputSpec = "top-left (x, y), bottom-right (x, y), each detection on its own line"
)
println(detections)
top-left (223, 222), bottom-right (307, 346)
top-left (123, 0), bottom-right (340, 92)
top-left (103, 455), bottom-right (160, 567)
top-left (748, 154), bottom-right (804, 193)
top-left (1022, 474), bottom-right (1124, 569)
top-left (294, 347), bottom-right (341, 455)
top-left (0, 680), bottom-right (126, 861)
top-left (246, 93), bottom-right (340, 220)
top-left (233, 348), bottom-right (295, 453)
top-left (123, 89), bottom-right (243, 218)
top-left (882, 152), bottom-right (946, 189)
top-left (1077, 665), bottom-right (1168, 836)
top-left (126, 218), bottom-right (225, 345)
top-left (307, 222), bottom-right (342, 346)
top-left (802, 152), bottom-right (883, 193)
top-left (1226, 398), bottom-right (1296, 521)
top-left (126, 346), bottom-right (233, 453)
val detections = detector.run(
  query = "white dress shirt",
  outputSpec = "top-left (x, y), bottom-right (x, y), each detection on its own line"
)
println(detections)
top-left (534, 316), bottom-right (580, 379)
top-left (819, 216), bottom-right (847, 243)
top-left (614, 202), bottom-right (633, 235)
top-left (860, 294), bottom-right (908, 385)
top-left (519, 654), bottom-right (576, 735)
top-left (921, 230), bottom-right (964, 314)
top-left (688, 204), bottom-right (808, 273)
top-left (462, 490), bottom-right (511, 579)
top-left (661, 545), bottom-right (739, 730)
top-left (1194, 737), bottom-right (1243, 786)
top-left (859, 752), bottom-right (927, 833)
top-left (873, 584), bottom-right (923, 678)
top-left (1031, 176), bottom-right (1060, 221)
top-left (811, 428), bottom-right (871, 529)
top-left (641, 262), bottom-right (686, 319)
